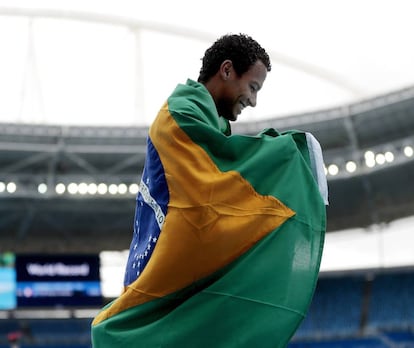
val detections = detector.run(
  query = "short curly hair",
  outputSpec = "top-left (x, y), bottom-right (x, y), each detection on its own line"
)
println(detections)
top-left (198, 33), bottom-right (271, 83)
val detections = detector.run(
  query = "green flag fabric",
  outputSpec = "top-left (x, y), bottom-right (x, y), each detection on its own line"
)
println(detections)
top-left (91, 79), bottom-right (327, 347)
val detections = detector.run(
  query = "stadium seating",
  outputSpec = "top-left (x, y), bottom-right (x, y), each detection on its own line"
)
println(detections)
top-left (367, 272), bottom-right (414, 329)
top-left (294, 276), bottom-right (364, 338)
top-left (289, 337), bottom-right (389, 348)
top-left (1, 269), bottom-right (414, 348)
top-left (0, 318), bottom-right (92, 348)
top-left (290, 269), bottom-right (414, 347)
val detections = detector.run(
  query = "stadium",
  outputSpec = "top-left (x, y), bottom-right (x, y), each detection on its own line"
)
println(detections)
top-left (1, 2), bottom-right (414, 347)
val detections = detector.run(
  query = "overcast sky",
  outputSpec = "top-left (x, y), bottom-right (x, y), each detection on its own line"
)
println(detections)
top-left (1, 0), bottom-right (414, 126)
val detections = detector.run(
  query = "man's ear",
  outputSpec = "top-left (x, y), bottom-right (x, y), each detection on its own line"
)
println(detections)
top-left (219, 60), bottom-right (233, 80)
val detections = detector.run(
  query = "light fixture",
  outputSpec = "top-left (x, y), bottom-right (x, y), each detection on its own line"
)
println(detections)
top-left (38, 183), bottom-right (47, 194)
top-left (108, 184), bottom-right (118, 195)
top-left (364, 150), bottom-right (375, 161)
top-left (97, 183), bottom-right (108, 195)
top-left (88, 183), bottom-right (98, 195)
top-left (384, 151), bottom-right (394, 163)
top-left (67, 183), bottom-right (78, 194)
top-left (6, 182), bottom-right (17, 193)
top-left (375, 153), bottom-right (386, 165)
top-left (346, 161), bottom-right (357, 173)
top-left (118, 183), bottom-right (127, 194)
top-left (129, 183), bottom-right (139, 194)
top-left (404, 146), bottom-right (413, 157)
top-left (327, 164), bottom-right (339, 176)
top-left (55, 183), bottom-right (66, 194)
top-left (78, 182), bottom-right (88, 195)
top-left (365, 158), bottom-right (375, 168)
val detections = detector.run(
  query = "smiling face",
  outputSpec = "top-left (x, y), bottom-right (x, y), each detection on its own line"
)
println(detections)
top-left (216, 60), bottom-right (268, 121)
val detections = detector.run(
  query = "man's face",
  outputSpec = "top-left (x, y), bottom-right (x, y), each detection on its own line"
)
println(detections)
top-left (217, 60), bottom-right (268, 121)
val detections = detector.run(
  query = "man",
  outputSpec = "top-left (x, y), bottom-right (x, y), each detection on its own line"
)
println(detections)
top-left (92, 34), bottom-right (327, 348)
top-left (197, 33), bottom-right (270, 124)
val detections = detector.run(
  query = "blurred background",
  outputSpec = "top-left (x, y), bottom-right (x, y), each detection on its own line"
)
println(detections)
top-left (1, 1), bottom-right (414, 347)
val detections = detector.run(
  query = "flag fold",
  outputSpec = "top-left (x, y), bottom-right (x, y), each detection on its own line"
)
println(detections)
top-left (92, 79), bottom-right (327, 348)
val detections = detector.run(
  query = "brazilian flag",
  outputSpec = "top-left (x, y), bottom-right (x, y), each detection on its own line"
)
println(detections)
top-left (91, 79), bottom-right (327, 348)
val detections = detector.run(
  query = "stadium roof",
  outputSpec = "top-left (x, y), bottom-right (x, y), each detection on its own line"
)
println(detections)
top-left (1, 1), bottom-right (414, 267)
top-left (1, 85), bottom-right (414, 254)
